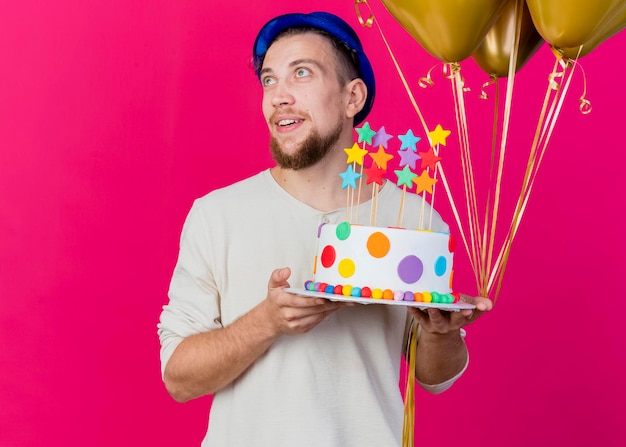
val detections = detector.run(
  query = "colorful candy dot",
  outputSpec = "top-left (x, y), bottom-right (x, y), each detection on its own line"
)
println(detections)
top-left (314, 282), bottom-right (322, 292)
top-left (304, 280), bottom-right (313, 290)
top-left (382, 289), bottom-right (394, 300)
top-left (361, 287), bottom-right (372, 298)
top-left (342, 285), bottom-right (353, 296)
top-left (422, 292), bottom-right (432, 303)
top-left (434, 256), bottom-right (447, 276)
top-left (403, 291), bottom-right (414, 301)
top-left (334, 285), bottom-right (343, 295)
top-left (431, 292), bottom-right (441, 303)
top-left (397, 255), bottom-right (423, 284)
top-left (372, 288), bottom-right (383, 299)
top-left (336, 222), bottom-right (351, 240)
top-left (320, 245), bottom-right (336, 268)
top-left (414, 292), bottom-right (424, 302)
top-left (338, 258), bottom-right (356, 278)
top-left (351, 287), bottom-right (361, 297)
top-left (393, 290), bottom-right (404, 301)
top-left (451, 291), bottom-right (461, 303)
top-left (366, 232), bottom-right (391, 258)
top-left (325, 284), bottom-right (335, 294)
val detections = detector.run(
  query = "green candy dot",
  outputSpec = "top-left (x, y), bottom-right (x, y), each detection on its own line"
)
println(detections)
top-left (336, 222), bottom-right (351, 240)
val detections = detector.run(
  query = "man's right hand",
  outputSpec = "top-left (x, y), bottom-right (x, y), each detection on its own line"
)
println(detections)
top-left (259, 267), bottom-right (348, 336)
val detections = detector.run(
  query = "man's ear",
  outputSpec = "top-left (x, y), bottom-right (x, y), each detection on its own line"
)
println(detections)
top-left (344, 78), bottom-right (367, 120)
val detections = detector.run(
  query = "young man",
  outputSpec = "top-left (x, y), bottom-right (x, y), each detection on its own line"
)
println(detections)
top-left (158, 12), bottom-right (492, 446)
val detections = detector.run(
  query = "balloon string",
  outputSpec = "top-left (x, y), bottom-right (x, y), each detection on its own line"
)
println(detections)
top-left (555, 48), bottom-right (592, 115)
top-left (479, 75), bottom-right (497, 99)
top-left (402, 319), bottom-right (418, 447)
top-left (437, 161), bottom-right (477, 275)
top-left (355, 0), bottom-right (429, 135)
top-left (486, 59), bottom-right (557, 295)
top-left (450, 67), bottom-right (481, 290)
top-left (428, 145), bottom-right (441, 231)
top-left (482, 0), bottom-right (523, 299)
top-left (480, 78), bottom-right (498, 295)
top-left (418, 65), bottom-right (437, 89)
top-left (450, 65), bottom-right (482, 292)
top-left (354, 0), bottom-right (474, 278)
top-left (489, 57), bottom-right (575, 296)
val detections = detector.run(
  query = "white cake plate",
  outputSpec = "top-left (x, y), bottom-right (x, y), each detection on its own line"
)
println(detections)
top-left (285, 288), bottom-right (475, 312)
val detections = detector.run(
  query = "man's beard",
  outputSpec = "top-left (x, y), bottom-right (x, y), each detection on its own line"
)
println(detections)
top-left (270, 121), bottom-right (343, 170)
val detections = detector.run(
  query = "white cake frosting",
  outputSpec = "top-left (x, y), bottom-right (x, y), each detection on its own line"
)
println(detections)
top-left (312, 222), bottom-right (454, 299)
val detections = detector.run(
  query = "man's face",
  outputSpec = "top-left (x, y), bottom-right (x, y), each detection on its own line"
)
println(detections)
top-left (259, 32), bottom-right (348, 170)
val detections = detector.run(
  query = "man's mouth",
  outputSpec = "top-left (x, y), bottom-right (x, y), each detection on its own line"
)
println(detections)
top-left (278, 119), bottom-right (303, 127)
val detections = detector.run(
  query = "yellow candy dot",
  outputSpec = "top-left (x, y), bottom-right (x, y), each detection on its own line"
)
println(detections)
top-left (337, 259), bottom-right (356, 278)
top-left (372, 288), bottom-right (383, 299)
top-left (338, 258), bottom-right (356, 278)
top-left (342, 285), bottom-right (353, 296)
top-left (422, 292), bottom-right (432, 303)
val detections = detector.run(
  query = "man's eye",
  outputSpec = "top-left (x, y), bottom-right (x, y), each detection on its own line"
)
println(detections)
top-left (262, 77), bottom-right (276, 86)
top-left (295, 68), bottom-right (311, 77)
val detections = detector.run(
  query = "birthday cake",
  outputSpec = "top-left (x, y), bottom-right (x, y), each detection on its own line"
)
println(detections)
top-left (306, 222), bottom-right (457, 303)
top-left (297, 122), bottom-right (463, 305)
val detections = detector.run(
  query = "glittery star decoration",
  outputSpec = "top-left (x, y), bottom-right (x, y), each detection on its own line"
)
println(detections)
top-left (398, 129), bottom-right (421, 152)
top-left (339, 165), bottom-right (362, 189)
top-left (397, 148), bottom-right (421, 170)
top-left (372, 126), bottom-right (394, 148)
top-left (418, 147), bottom-right (442, 171)
top-left (428, 124), bottom-right (451, 147)
top-left (414, 169), bottom-right (438, 194)
top-left (344, 143), bottom-right (369, 165)
top-left (394, 165), bottom-right (418, 189)
top-left (369, 146), bottom-right (394, 170)
top-left (355, 122), bottom-right (376, 146)
top-left (364, 164), bottom-right (385, 185)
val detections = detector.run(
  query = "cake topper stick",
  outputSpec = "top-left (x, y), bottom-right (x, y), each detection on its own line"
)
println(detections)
top-left (364, 161), bottom-right (385, 226)
top-left (414, 165), bottom-right (439, 230)
top-left (423, 125), bottom-right (448, 229)
top-left (344, 142), bottom-right (369, 223)
top-left (355, 147), bottom-right (365, 223)
top-left (395, 165), bottom-right (418, 228)
top-left (339, 163), bottom-right (361, 223)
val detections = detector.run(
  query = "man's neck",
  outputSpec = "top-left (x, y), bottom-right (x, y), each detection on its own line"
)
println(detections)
top-left (270, 144), bottom-right (375, 212)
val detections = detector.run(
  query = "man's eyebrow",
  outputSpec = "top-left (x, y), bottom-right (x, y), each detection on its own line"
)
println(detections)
top-left (259, 58), bottom-right (326, 77)
top-left (289, 58), bottom-right (324, 70)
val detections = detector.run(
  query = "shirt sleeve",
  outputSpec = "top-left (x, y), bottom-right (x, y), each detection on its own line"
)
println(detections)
top-left (157, 199), bottom-right (223, 377)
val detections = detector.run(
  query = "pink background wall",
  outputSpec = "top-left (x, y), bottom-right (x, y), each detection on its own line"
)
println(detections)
top-left (1, 1), bottom-right (624, 445)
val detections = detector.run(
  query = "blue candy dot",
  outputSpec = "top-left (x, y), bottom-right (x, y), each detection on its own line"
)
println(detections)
top-left (434, 256), bottom-right (447, 276)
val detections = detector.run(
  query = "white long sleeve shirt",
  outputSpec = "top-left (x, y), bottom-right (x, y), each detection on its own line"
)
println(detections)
top-left (158, 169), bottom-right (465, 446)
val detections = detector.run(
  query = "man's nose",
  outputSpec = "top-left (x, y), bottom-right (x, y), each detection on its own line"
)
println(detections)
top-left (270, 81), bottom-right (295, 107)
